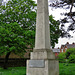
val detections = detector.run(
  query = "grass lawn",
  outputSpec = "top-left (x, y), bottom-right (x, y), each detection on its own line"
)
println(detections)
top-left (0, 63), bottom-right (75, 75)
top-left (59, 63), bottom-right (75, 75)
top-left (0, 67), bottom-right (26, 75)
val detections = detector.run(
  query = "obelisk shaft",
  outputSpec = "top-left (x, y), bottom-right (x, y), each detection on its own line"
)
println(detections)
top-left (35, 0), bottom-right (50, 50)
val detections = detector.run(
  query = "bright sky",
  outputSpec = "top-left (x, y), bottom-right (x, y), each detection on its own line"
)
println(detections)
top-left (48, 2), bottom-right (75, 48)
top-left (49, 8), bottom-right (75, 48)
top-left (4, 0), bottom-right (75, 48)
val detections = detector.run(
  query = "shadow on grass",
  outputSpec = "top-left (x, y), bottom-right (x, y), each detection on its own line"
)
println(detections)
top-left (0, 67), bottom-right (26, 75)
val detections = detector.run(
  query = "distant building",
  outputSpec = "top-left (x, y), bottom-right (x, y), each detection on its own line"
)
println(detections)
top-left (0, 42), bottom-right (75, 58)
top-left (60, 42), bottom-right (75, 52)
top-left (52, 47), bottom-right (60, 56)
top-left (52, 42), bottom-right (75, 56)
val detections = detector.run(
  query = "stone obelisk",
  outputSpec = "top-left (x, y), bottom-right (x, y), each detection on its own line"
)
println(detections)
top-left (35, 0), bottom-right (50, 50)
top-left (26, 0), bottom-right (59, 75)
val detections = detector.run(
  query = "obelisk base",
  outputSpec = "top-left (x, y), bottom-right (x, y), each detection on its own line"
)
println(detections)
top-left (26, 50), bottom-right (59, 75)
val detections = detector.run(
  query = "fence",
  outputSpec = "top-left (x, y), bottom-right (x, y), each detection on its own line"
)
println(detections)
top-left (0, 58), bottom-right (29, 67)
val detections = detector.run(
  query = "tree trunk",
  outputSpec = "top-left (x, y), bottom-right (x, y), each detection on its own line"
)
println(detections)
top-left (3, 52), bottom-right (11, 69)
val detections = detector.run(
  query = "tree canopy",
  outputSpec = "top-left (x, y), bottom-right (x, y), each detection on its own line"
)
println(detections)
top-left (0, 0), bottom-right (62, 69)
top-left (49, 15), bottom-right (61, 48)
top-left (65, 48), bottom-right (75, 59)
top-left (0, 0), bottom-right (36, 49)
top-left (0, 0), bottom-right (61, 53)
top-left (0, 0), bottom-right (36, 30)
top-left (0, 22), bottom-right (25, 55)
top-left (0, 0), bottom-right (36, 69)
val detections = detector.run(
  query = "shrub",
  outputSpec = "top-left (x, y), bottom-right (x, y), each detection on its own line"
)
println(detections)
top-left (69, 54), bottom-right (75, 63)
top-left (65, 48), bottom-right (75, 59)
top-left (58, 53), bottom-right (66, 63)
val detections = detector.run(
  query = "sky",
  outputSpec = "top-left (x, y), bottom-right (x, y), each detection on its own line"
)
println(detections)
top-left (3, 0), bottom-right (75, 48)
top-left (49, 2), bottom-right (75, 48)
top-left (49, 8), bottom-right (75, 48)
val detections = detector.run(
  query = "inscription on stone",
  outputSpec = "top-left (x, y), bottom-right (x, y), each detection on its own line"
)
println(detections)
top-left (29, 60), bottom-right (45, 68)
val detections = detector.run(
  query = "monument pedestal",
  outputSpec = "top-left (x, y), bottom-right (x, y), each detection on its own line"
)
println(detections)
top-left (26, 50), bottom-right (59, 75)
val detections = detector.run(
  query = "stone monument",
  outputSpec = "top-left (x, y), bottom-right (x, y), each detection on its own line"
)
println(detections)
top-left (26, 0), bottom-right (59, 75)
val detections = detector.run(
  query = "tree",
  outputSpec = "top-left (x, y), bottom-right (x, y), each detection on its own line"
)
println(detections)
top-left (49, 0), bottom-right (75, 37)
top-left (0, 0), bottom-right (36, 69)
top-left (58, 52), bottom-right (66, 63)
top-left (0, 22), bottom-right (24, 69)
top-left (0, 0), bottom-right (36, 30)
top-left (49, 15), bottom-right (61, 48)
top-left (65, 48), bottom-right (75, 63)
top-left (69, 54), bottom-right (75, 63)
top-left (0, 0), bottom-right (61, 69)
top-left (0, 0), bottom-right (36, 48)
top-left (0, 22), bottom-right (35, 69)
top-left (0, 0), bottom-right (61, 47)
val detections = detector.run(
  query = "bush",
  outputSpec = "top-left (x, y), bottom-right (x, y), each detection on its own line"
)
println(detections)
top-left (58, 53), bottom-right (66, 63)
top-left (69, 54), bottom-right (75, 63)
top-left (65, 48), bottom-right (75, 59)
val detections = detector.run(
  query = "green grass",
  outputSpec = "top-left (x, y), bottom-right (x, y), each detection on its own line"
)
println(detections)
top-left (0, 67), bottom-right (26, 75)
top-left (59, 63), bottom-right (75, 75)
top-left (0, 63), bottom-right (75, 75)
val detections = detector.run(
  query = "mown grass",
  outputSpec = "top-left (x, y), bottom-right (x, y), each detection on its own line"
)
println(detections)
top-left (59, 63), bottom-right (75, 75)
top-left (0, 67), bottom-right (26, 75)
top-left (0, 63), bottom-right (75, 75)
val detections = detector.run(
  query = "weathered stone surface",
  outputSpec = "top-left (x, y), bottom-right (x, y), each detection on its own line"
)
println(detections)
top-left (30, 50), bottom-right (55, 60)
top-left (27, 60), bottom-right (59, 75)
top-left (28, 60), bottom-right (45, 68)
top-left (34, 0), bottom-right (50, 50)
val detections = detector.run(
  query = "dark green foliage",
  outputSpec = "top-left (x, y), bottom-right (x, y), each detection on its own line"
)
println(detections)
top-left (69, 54), bottom-right (75, 63)
top-left (0, 22), bottom-right (28, 69)
top-left (0, 0), bottom-right (36, 56)
top-left (49, 15), bottom-right (61, 48)
top-left (65, 48), bottom-right (75, 59)
top-left (0, 67), bottom-right (26, 75)
top-left (0, 0), bottom-right (61, 50)
top-left (0, 0), bottom-right (36, 30)
top-left (58, 53), bottom-right (66, 63)
top-left (58, 48), bottom-right (75, 63)
top-left (0, 22), bottom-right (26, 56)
